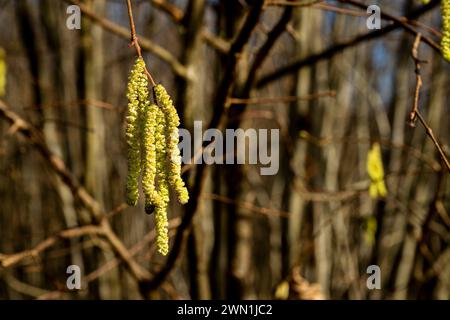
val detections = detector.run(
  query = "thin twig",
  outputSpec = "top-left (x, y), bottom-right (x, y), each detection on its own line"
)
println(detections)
top-left (415, 111), bottom-right (450, 172)
top-left (227, 91), bottom-right (336, 105)
top-left (408, 34), bottom-right (450, 173)
top-left (202, 193), bottom-right (290, 218)
top-left (409, 33), bottom-right (425, 126)
top-left (126, 0), bottom-right (156, 86)
top-left (0, 226), bottom-right (104, 268)
top-left (257, 0), bottom-right (440, 87)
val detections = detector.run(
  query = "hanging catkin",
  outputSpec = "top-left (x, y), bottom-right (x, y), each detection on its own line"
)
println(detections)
top-left (125, 57), bottom-right (147, 206)
top-left (441, 0), bottom-right (450, 62)
top-left (154, 106), bottom-right (170, 255)
top-left (154, 84), bottom-right (189, 204)
top-left (141, 103), bottom-right (159, 213)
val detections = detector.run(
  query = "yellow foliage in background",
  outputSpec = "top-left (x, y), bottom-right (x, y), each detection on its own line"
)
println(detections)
top-left (364, 216), bottom-right (378, 246)
top-left (367, 142), bottom-right (387, 199)
top-left (0, 48), bottom-right (6, 97)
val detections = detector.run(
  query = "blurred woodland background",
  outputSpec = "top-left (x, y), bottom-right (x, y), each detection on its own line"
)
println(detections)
top-left (0, 0), bottom-right (449, 300)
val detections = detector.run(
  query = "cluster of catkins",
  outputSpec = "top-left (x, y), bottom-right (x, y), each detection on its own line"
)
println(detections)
top-left (126, 57), bottom-right (189, 256)
top-left (441, 0), bottom-right (450, 62)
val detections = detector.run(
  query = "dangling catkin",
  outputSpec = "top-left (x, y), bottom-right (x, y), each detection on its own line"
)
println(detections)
top-left (154, 106), bottom-right (170, 255)
top-left (124, 57), bottom-right (189, 255)
top-left (141, 103), bottom-right (159, 214)
top-left (154, 84), bottom-right (189, 204)
top-left (125, 57), bottom-right (147, 206)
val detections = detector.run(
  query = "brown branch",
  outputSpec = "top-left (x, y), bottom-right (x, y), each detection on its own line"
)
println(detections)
top-left (409, 33), bottom-right (424, 126)
top-left (202, 193), bottom-right (289, 218)
top-left (257, 0), bottom-right (440, 87)
top-left (0, 225), bottom-right (103, 268)
top-left (415, 111), bottom-right (450, 173)
top-left (126, 0), bottom-right (156, 86)
top-left (0, 100), bottom-right (151, 284)
top-left (408, 34), bottom-right (450, 173)
top-left (65, 0), bottom-right (189, 80)
top-left (151, 0), bottom-right (184, 22)
top-left (226, 91), bottom-right (336, 105)
top-left (84, 217), bottom-right (181, 283)
top-left (265, 0), bottom-right (323, 7)
top-left (151, 0), bottom-right (230, 54)
top-left (340, 0), bottom-right (440, 51)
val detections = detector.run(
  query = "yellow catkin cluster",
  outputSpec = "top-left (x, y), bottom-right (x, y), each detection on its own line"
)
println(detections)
top-left (367, 143), bottom-right (387, 199)
top-left (125, 58), bottom-right (188, 255)
top-left (154, 85), bottom-right (189, 204)
top-left (441, 0), bottom-right (450, 62)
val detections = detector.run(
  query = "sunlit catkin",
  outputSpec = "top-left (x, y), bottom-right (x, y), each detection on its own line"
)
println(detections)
top-left (142, 103), bottom-right (159, 214)
top-left (154, 84), bottom-right (189, 204)
top-left (442, 0), bottom-right (450, 62)
top-left (367, 143), bottom-right (387, 199)
top-left (125, 58), bottom-right (189, 255)
top-left (125, 58), bottom-right (147, 205)
top-left (154, 106), bottom-right (170, 255)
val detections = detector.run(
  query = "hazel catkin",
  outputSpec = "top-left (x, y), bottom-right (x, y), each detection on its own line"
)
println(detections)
top-left (154, 84), bottom-right (189, 204)
top-left (141, 103), bottom-right (159, 214)
top-left (125, 57), bottom-right (147, 206)
top-left (154, 106), bottom-right (170, 255)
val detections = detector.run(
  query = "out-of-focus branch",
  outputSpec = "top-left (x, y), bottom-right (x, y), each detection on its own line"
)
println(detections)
top-left (0, 100), bottom-right (151, 283)
top-left (202, 193), bottom-right (289, 218)
top-left (226, 91), bottom-right (336, 105)
top-left (415, 112), bottom-right (450, 173)
top-left (409, 33), bottom-right (424, 125)
top-left (126, 0), bottom-right (156, 86)
top-left (265, 0), bottom-right (322, 7)
top-left (65, 0), bottom-right (190, 79)
top-left (408, 34), bottom-right (450, 173)
top-left (151, 0), bottom-right (230, 54)
top-left (0, 100), bottom-right (103, 221)
top-left (340, 0), bottom-right (440, 51)
top-left (0, 225), bottom-right (103, 268)
top-left (257, 0), bottom-right (440, 87)
top-left (151, 0), bottom-right (184, 21)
